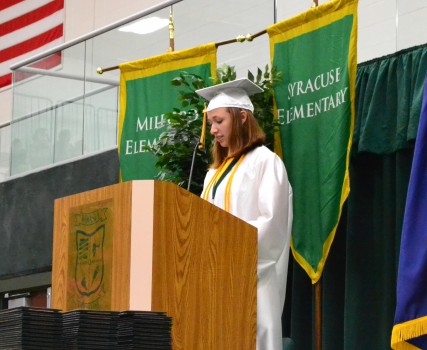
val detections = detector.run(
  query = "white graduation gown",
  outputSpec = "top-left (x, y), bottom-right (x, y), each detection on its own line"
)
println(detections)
top-left (201, 145), bottom-right (293, 350)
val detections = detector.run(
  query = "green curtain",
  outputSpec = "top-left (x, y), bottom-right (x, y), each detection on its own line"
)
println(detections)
top-left (354, 44), bottom-right (427, 154)
top-left (284, 43), bottom-right (427, 350)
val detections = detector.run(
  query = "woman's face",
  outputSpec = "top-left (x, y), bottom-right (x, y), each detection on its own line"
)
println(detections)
top-left (207, 107), bottom-right (233, 148)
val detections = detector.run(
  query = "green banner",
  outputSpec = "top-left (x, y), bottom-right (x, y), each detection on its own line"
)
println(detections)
top-left (118, 43), bottom-right (217, 181)
top-left (268, 0), bottom-right (358, 283)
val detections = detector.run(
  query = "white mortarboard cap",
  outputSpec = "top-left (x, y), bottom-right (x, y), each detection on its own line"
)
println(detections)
top-left (196, 78), bottom-right (263, 112)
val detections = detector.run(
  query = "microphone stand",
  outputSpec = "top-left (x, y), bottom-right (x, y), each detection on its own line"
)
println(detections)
top-left (187, 138), bottom-right (201, 192)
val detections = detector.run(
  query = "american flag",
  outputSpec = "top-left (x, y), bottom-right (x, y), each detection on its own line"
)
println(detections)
top-left (0, 0), bottom-right (64, 89)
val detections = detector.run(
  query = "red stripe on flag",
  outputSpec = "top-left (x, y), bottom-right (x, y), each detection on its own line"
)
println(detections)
top-left (0, 53), bottom-right (62, 88)
top-left (14, 53), bottom-right (62, 82)
top-left (0, 73), bottom-right (12, 88)
top-left (0, 0), bottom-right (64, 36)
top-left (31, 51), bottom-right (62, 69)
top-left (0, 0), bottom-right (24, 11)
top-left (0, 24), bottom-right (63, 62)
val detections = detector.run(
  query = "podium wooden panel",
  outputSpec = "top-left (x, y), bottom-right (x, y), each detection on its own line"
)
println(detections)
top-left (52, 180), bottom-right (257, 350)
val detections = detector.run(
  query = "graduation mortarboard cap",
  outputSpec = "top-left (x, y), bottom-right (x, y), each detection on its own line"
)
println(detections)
top-left (196, 78), bottom-right (263, 113)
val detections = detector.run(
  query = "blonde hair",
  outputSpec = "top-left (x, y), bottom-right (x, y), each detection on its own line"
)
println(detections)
top-left (210, 107), bottom-right (265, 169)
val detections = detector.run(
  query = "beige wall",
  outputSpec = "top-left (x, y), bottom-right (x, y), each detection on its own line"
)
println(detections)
top-left (0, 90), bottom-right (12, 125)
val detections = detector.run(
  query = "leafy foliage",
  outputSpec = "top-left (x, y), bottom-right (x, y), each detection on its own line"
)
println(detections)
top-left (147, 64), bottom-right (282, 195)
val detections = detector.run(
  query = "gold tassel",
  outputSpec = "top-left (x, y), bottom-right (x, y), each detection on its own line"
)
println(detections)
top-left (198, 103), bottom-right (207, 149)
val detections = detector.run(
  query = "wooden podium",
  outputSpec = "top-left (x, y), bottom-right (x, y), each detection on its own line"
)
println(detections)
top-left (52, 180), bottom-right (257, 349)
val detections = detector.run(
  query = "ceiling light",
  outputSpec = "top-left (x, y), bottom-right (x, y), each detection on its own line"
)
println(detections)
top-left (119, 17), bottom-right (169, 35)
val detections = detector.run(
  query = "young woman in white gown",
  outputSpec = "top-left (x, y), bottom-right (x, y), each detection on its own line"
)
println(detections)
top-left (197, 79), bottom-right (293, 350)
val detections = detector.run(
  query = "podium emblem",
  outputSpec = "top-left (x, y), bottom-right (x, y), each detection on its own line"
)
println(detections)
top-left (74, 225), bottom-right (105, 299)
top-left (67, 200), bottom-right (113, 310)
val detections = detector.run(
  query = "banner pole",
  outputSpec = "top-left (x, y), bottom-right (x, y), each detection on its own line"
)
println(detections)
top-left (305, 0), bottom-right (320, 346)
top-left (168, 7), bottom-right (175, 52)
top-left (97, 28), bottom-right (267, 74)
top-left (313, 0), bottom-right (321, 348)
top-left (314, 278), bottom-right (322, 350)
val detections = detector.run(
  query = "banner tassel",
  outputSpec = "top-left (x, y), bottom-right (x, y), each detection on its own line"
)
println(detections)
top-left (198, 103), bottom-right (207, 149)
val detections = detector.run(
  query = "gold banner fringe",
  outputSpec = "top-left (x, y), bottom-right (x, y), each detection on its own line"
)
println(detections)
top-left (391, 316), bottom-right (427, 349)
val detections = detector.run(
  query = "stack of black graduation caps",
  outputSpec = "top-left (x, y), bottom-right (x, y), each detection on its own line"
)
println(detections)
top-left (0, 307), bottom-right (172, 349)
top-left (0, 307), bottom-right (62, 349)
top-left (61, 309), bottom-right (119, 349)
top-left (61, 309), bottom-right (172, 349)
top-left (117, 311), bottom-right (172, 349)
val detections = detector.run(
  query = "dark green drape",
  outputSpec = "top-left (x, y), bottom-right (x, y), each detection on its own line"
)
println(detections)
top-left (354, 44), bottom-right (427, 154)
top-left (284, 43), bottom-right (427, 350)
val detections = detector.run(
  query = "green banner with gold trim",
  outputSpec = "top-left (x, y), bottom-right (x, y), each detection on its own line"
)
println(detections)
top-left (268, 0), bottom-right (358, 283)
top-left (118, 43), bottom-right (217, 181)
